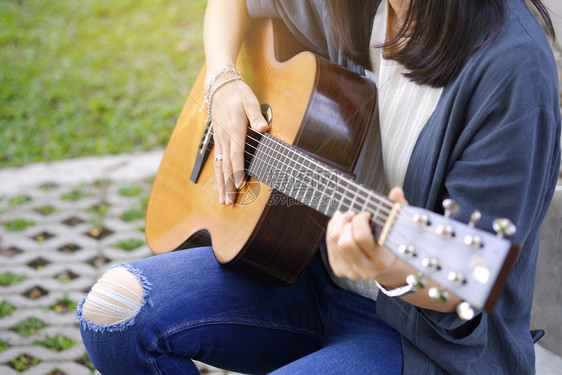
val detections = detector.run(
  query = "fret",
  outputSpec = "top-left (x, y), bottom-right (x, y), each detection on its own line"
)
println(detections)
top-left (287, 151), bottom-right (297, 198)
top-left (264, 137), bottom-right (276, 186)
top-left (248, 143), bottom-right (263, 180)
top-left (266, 140), bottom-right (277, 191)
top-left (279, 142), bottom-right (291, 194)
top-left (319, 168), bottom-right (332, 214)
top-left (268, 139), bottom-right (280, 188)
top-left (371, 194), bottom-right (383, 223)
top-left (249, 133), bottom-right (393, 225)
top-left (349, 191), bottom-right (358, 213)
top-left (256, 139), bottom-right (269, 182)
top-left (291, 152), bottom-right (305, 200)
top-left (361, 193), bottom-right (370, 213)
top-left (313, 167), bottom-right (325, 212)
top-left (326, 186), bottom-right (337, 216)
top-left (269, 137), bottom-right (282, 186)
top-left (295, 154), bottom-right (308, 203)
top-left (309, 164), bottom-right (322, 210)
top-left (336, 184), bottom-right (347, 212)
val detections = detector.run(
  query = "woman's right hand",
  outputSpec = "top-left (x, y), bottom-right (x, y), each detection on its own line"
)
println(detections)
top-left (209, 78), bottom-right (269, 205)
top-left (203, 0), bottom-right (264, 204)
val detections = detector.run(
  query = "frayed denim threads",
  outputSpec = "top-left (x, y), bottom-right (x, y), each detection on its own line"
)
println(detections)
top-left (76, 263), bottom-right (153, 333)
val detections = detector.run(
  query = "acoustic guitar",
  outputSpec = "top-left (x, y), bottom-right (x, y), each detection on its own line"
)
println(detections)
top-left (145, 19), bottom-right (518, 318)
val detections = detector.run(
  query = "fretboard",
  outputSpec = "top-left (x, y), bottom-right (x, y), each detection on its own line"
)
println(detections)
top-left (247, 132), bottom-right (393, 234)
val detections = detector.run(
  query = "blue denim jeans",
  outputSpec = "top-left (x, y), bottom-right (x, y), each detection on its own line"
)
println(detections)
top-left (77, 247), bottom-right (402, 374)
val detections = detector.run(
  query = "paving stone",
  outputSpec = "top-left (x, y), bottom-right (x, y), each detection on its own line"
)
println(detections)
top-left (0, 152), bottom-right (248, 374)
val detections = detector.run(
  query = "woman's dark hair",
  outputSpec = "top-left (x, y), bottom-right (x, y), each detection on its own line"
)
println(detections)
top-left (326, 0), bottom-right (556, 87)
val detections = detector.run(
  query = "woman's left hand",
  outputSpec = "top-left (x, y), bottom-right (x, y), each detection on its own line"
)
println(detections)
top-left (326, 187), bottom-right (408, 280)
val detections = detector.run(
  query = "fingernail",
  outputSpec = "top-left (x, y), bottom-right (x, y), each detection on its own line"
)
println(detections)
top-left (219, 194), bottom-right (224, 205)
top-left (234, 172), bottom-right (245, 189)
top-left (334, 210), bottom-right (342, 217)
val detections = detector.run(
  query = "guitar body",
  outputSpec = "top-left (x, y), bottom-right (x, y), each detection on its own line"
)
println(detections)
top-left (146, 19), bottom-right (377, 284)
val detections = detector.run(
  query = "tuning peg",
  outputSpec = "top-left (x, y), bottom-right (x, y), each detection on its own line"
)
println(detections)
top-left (468, 210), bottom-right (481, 227)
top-left (421, 257), bottom-right (440, 272)
top-left (464, 234), bottom-right (482, 249)
top-left (447, 271), bottom-right (465, 287)
top-left (442, 199), bottom-right (460, 218)
top-left (492, 218), bottom-right (516, 238)
top-left (456, 302), bottom-right (475, 320)
top-left (398, 244), bottom-right (417, 258)
top-left (428, 286), bottom-right (449, 302)
top-left (436, 224), bottom-right (454, 238)
top-left (406, 273), bottom-right (426, 290)
top-left (413, 213), bottom-right (429, 226)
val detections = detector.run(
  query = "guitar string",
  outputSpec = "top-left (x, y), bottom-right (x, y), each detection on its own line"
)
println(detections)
top-left (208, 129), bottom-right (487, 253)
top-left (209, 128), bottom-right (397, 220)
top-left (208, 131), bottom-right (395, 228)
top-left (247, 127), bottom-right (397, 214)
top-left (235, 136), bottom-right (483, 294)
top-left (233, 135), bottom-right (392, 229)
top-left (210, 131), bottom-right (395, 219)
top-left (206, 129), bottom-right (490, 293)
top-left (222, 128), bottom-right (487, 253)
top-left (153, 59), bottom-right (481, 304)
top-left (258, 130), bottom-right (396, 213)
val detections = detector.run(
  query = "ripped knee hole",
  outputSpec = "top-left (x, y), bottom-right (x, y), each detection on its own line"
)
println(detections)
top-left (82, 267), bottom-right (145, 326)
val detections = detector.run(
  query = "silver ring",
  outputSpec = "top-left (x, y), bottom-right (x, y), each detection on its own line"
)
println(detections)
top-left (214, 154), bottom-right (223, 162)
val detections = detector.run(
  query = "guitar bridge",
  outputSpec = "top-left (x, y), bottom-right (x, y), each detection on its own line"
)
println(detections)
top-left (189, 120), bottom-right (213, 183)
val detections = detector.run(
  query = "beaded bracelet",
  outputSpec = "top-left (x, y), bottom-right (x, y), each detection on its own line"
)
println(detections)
top-left (202, 65), bottom-right (244, 123)
top-left (204, 65), bottom-right (242, 93)
top-left (205, 76), bottom-right (244, 123)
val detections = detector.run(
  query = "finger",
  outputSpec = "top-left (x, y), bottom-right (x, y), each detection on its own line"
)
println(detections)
top-left (222, 164), bottom-right (236, 206)
top-left (351, 212), bottom-right (377, 258)
top-left (352, 212), bottom-right (397, 275)
top-left (388, 186), bottom-right (409, 205)
top-left (244, 94), bottom-right (269, 133)
top-left (219, 142), bottom-right (237, 206)
top-left (229, 125), bottom-right (247, 189)
top-left (350, 213), bottom-right (381, 278)
top-left (326, 212), bottom-right (354, 275)
top-left (333, 219), bottom-right (371, 279)
top-left (214, 150), bottom-right (226, 204)
top-left (326, 211), bottom-right (354, 244)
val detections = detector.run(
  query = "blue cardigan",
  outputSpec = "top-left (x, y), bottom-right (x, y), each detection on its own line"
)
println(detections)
top-left (247, 0), bottom-right (561, 373)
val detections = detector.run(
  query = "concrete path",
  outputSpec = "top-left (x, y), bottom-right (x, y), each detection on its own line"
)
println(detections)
top-left (0, 151), bottom-right (242, 374)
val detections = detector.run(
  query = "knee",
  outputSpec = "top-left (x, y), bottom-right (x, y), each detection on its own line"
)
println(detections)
top-left (77, 265), bottom-right (149, 331)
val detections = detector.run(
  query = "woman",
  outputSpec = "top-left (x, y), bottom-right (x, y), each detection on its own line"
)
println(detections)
top-left (77, 0), bottom-right (560, 373)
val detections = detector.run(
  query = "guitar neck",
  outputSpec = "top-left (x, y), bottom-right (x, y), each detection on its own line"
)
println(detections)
top-left (247, 131), bottom-right (393, 235)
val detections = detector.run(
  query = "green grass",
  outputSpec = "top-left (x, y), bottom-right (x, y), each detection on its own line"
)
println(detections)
top-left (118, 184), bottom-right (143, 197)
top-left (0, 272), bottom-right (25, 286)
top-left (0, 0), bottom-right (207, 167)
top-left (8, 194), bottom-right (31, 206)
top-left (1, 218), bottom-right (36, 232)
top-left (49, 293), bottom-right (78, 313)
top-left (112, 238), bottom-right (145, 251)
top-left (0, 301), bottom-right (15, 318)
top-left (34, 334), bottom-right (77, 352)
top-left (13, 317), bottom-right (49, 337)
top-left (9, 354), bottom-right (41, 371)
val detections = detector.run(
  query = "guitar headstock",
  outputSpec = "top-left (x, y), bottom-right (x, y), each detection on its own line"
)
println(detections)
top-left (385, 201), bottom-right (518, 319)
